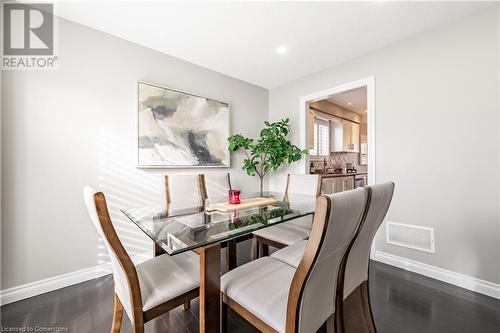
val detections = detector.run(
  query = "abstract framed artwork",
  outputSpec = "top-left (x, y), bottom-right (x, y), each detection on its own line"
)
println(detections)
top-left (137, 82), bottom-right (230, 168)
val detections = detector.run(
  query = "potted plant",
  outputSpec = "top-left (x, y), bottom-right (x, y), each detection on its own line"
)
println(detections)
top-left (228, 118), bottom-right (308, 196)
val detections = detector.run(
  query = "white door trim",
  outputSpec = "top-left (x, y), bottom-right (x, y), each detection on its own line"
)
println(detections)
top-left (298, 76), bottom-right (376, 184)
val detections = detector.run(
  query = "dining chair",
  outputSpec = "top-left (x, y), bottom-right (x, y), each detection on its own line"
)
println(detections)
top-left (202, 172), bottom-right (238, 271)
top-left (164, 174), bottom-right (206, 212)
top-left (220, 188), bottom-right (367, 333)
top-left (269, 183), bottom-right (395, 333)
top-left (336, 182), bottom-right (394, 333)
top-left (156, 174), bottom-right (208, 257)
top-left (252, 174), bottom-right (321, 259)
top-left (203, 172), bottom-right (232, 202)
top-left (83, 186), bottom-right (199, 333)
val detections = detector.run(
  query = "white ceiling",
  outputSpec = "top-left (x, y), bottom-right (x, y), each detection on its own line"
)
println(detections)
top-left (53, 1), bottom-right (492, 89)
top-left (328, 86), bottom-right (367, 114)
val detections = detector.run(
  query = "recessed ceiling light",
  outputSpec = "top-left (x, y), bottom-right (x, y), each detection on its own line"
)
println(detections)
top-left (276, 45), bottom-right (287, 55)
top-left (347, 102), bottom-right (352, 105)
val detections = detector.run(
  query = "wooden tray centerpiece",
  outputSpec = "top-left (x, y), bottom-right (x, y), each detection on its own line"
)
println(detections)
top-left (206, 197), bottom-right (278, 212)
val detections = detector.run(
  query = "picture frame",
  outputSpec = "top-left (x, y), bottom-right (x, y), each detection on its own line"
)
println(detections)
top-left (137, 81), bottom-right (231, 168)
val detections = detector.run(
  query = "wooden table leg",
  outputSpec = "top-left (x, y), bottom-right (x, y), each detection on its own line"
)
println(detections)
top-left (261, 242), bottom-right (269, 257)
top-left (252, 236), bottom-right (259, 260)
top-left (226, 239), bottom-right (237, 271)
top-left (199, 243), bottom-right (221, 333)
top-left (153, 243), bottom-right (166, 257)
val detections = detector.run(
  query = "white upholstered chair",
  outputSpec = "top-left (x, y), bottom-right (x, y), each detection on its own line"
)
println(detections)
top-left (157, 174), bottom-right (208, 257)
top-left (221, 188), bottom-right (367, 333)
top-left (83, 186), bottom-right (199, 333)
top-left (284, 173), bottom-right (322, 197)
top-left (252, 174), bottom-right (321, 258)
top-left (270, 182), bottom-right (395, 333)
top-left (270, 238), bottom-right (308, 268)
top-left (337, 182), bottom-right (394, 333)
top-left (164, 174), bottom-right (206, 213)
top-left (203, 172), bottom-right (232, 202)
top-left (202, 173), bottom-right (238, 271)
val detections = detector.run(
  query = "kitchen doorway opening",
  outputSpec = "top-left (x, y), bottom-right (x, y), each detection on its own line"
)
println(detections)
top-left (299, 77), bottom-right (375, 190)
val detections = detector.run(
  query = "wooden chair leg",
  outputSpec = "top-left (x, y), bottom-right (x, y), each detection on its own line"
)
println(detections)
top-left (342, 283), bottom-right (374, 333)
top-left (131, 309), bottom-right (145, 333)
top-left (183, 300), bottom-right (191, 311)
top-left (133, 325), bottom-right (145, 333)
top-left (335, 290), bottom-right (345, 333)
top-left (335, 256), bottom-right (347, 333)
top-left (360, 281), bottom-right (377, 333)
top-left (111, 293), bottom-right (123, 333)
top-left (326, 313), bottom-right (336, 333)
top-left (252, 236), bottom-right (259, 260)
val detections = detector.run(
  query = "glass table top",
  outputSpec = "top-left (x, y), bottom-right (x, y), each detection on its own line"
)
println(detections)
top-left (121, 192), bottom-right (316, 255)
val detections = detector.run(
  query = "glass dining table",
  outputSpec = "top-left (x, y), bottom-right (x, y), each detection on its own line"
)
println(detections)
top-left (121, 191), bottom-right (316, 333)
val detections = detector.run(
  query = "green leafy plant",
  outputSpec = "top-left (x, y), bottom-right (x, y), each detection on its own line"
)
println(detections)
top-left (228, 118), bottom-right (308, 196)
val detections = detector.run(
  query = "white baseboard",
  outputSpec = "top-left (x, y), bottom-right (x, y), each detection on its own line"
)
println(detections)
top-left (373, 250), bottom-right (500, 300)
top-left (0, 253), bottom-right (151, 306)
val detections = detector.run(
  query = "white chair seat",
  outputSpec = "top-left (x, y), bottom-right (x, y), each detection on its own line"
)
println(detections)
top-left (271, 239), bottom-right (307, 268)
top-left (221, 257), bottom-right (295, 333)
top-left (252, 223), bottom-right (310, 246)
top-left (287, 215), bottom-right (313, 229)
top-left (136, 251), bottom-right (199, 311)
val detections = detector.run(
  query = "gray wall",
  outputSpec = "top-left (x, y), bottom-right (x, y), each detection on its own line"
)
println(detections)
top-left (268, 9), bottom-right (500, 284)
top-left (1, 19), bottom-right (268, 289)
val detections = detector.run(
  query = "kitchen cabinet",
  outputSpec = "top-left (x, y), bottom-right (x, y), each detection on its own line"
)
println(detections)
top-left (359, 122), bottom-right (368, 165)
top-left (342, 120), bottom-right (351, 151)
top-left (330, 118), bottom-right (360, 153)
top-left (330, 119), bottom-right (344, 152)
top-left (322, 177), bottom-right (335, 194)
top-left (322, 175), bottom-right (355, 194)
top-left (350, 121), bottom-right (359, 152)
top-left (335, 176), bottom-right (354, 192)
top-left (307, 109), bottom-right (315, 149)
top-left (354, 174), bottom-right (367, 188)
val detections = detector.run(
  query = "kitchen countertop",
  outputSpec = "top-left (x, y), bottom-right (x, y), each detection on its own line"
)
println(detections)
top-left (314, 172), bottom-right (368, 178)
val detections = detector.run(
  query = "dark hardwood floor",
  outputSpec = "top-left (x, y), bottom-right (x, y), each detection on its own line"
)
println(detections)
top-left (2, 243), bottom-right (500, 333)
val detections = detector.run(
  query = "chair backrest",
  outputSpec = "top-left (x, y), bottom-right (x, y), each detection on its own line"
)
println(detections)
top-left (286, 188), bottom-right (368, 333)
top-left (204, 173), bottom-right (232, 201)
top-left (165, 174), bottom-right (206, 210)
top-left (285, 174), bottom-right (322, 197)
top-left (343, 182), bottom-right (395, 298)
top-left (82, 186), bottom-right (142, 321)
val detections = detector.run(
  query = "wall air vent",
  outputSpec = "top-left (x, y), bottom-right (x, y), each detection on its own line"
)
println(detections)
top-left (386, 221), bottom-right (435, 253)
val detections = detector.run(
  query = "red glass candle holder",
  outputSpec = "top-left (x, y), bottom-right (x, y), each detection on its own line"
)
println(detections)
top-left (229, 190), bottom-right (241, 204)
